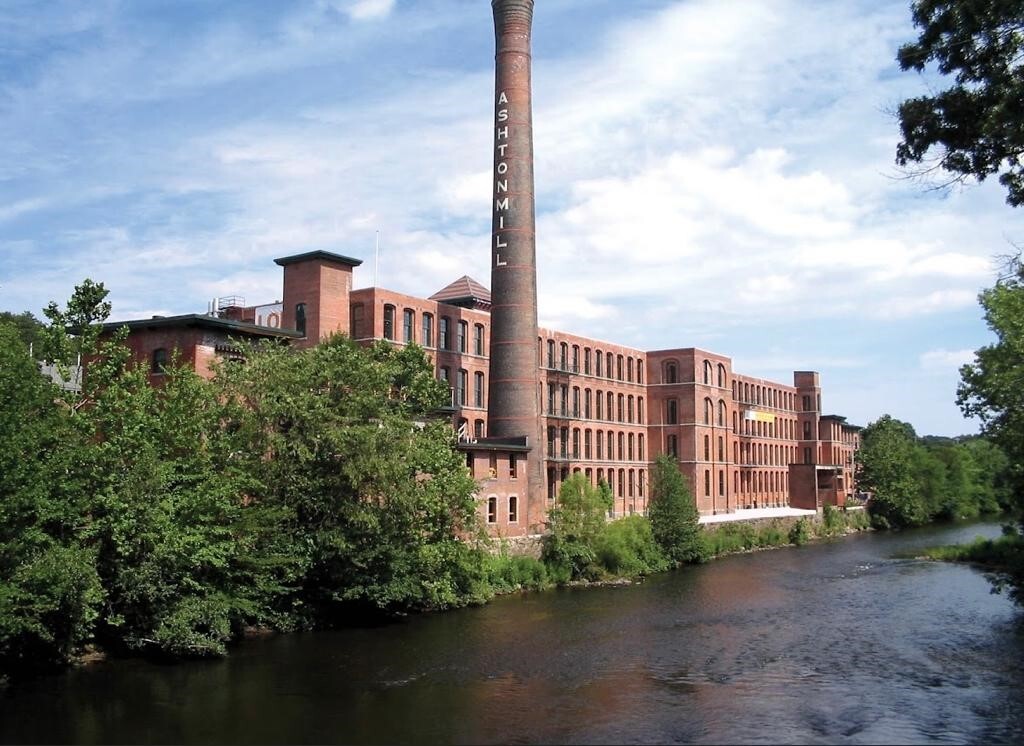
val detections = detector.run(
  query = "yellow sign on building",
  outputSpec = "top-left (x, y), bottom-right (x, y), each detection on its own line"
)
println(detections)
top-left (743, 410), bottom-right (776, 424)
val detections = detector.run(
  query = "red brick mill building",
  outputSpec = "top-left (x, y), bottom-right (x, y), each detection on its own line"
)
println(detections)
top-left (101, 248), bottom-right (861, 538)
top-left (94, 0), bottom-right (860, 538)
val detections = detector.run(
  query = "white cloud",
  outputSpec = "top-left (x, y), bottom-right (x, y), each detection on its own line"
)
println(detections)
top-left (920, 348), bottom-right (976, 371)
top-left (335, 0), bottom-right (396, 22)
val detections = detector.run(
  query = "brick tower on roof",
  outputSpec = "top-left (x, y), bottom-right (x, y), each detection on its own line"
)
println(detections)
top-left (488, 0), bottom-right (543, 519)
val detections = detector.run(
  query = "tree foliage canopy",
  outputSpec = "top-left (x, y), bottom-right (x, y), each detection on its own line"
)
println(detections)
top-left (648, 455), bottom-right (704, 564)
top-left (958, 258), bottom-right (1024, 513)
top-left (895, 0), bottom-right (1024, 205)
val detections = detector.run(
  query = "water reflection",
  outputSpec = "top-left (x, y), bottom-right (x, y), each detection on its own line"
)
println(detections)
top-left (1, 521), bottom-right (1022, 745)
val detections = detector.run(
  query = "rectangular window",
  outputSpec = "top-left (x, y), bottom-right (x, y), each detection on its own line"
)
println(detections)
top-left (456, 369), bottom-right (467, 406)
top-left (584, 348), bottom-right (591, 375)
top-left (440, 317), bottom-right (450, 349)
top-left (474, 325), bottom-right (485, 356)
top-left (383, 305), bottom-right (395, 340)
top-left (403, 309), bottom-right (414, 343)
top-left (509, 453), bottom-right (518, 479)
top-left (458, 321), bottom-right (468, 353)
top-left (421, 314), bottom-right (433, 347)
top-left (474, 372), bottom-right (485, 408)
top-left (508, 496), bottom-right (518, 523)
top-left (487, 497), bottom-right (497, 524)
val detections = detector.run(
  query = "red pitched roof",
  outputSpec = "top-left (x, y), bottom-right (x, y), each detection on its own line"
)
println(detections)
top-left (429, 276), bottom-right (491, 308)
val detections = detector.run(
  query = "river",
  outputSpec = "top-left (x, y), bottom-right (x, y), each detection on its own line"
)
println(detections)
top-left (1, 520), bottom-right (1021, 744)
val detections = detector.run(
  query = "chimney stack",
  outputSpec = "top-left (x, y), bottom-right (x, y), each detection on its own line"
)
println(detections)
top-left (487, 1), bottom-right (543, 514)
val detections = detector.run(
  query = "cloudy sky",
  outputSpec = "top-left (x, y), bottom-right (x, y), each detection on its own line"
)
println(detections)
top-left (1, 0), bottom-right (1021, 435)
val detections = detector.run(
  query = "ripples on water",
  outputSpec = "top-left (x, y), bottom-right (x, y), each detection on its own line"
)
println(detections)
top-left (1, 521), bottom-right (1022, 745)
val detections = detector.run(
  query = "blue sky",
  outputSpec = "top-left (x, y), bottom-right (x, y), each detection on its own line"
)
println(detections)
top-left (1, 0), bottom-right (1021, 436)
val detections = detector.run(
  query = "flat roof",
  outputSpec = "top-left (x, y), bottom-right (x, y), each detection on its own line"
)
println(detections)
top-left (102, 314), bottom-right (303, 339)
top-left (274, 250), bottom-right (363, 268)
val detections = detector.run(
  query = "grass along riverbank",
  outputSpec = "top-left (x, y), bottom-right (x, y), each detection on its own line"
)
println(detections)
top-left (482, 505), bottom-right (873, 595)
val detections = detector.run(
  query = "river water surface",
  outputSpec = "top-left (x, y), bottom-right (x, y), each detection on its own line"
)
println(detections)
top-left (2, 521), bottom-right (1022, 744)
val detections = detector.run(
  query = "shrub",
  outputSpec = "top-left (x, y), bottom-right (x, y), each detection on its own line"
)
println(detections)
top-left (789, 518), bottom-right (812, 546)
top-left (594, 516), bottom-right (669, 576)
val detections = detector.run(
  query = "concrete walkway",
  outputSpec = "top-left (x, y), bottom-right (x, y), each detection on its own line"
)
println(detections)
top-left (699, 506), bottom-right (816, 525)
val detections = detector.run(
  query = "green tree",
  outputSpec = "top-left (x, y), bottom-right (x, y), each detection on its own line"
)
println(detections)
top-left (895, 0), bottom-right (1024, 206)
top-left (0, 322), bottom-right (101, 677)
top-left (0, 311), bottom-right (44, 356)
top-left (213, 335), bottom-right (485, 621)
top-left (857, 415), bottom-right (930, 528)
top-left (542, 474), bottom-right (613, 581)
top-left (647, 455), bottom-right (704, 564)
top-left (958, 258), bottom-right (1024, 517)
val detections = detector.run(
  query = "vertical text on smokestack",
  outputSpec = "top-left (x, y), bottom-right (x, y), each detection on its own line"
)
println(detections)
top-left (494, 90), bottom-right (509, 267)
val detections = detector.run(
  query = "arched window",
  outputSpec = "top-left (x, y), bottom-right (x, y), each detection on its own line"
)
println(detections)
top-left (617, 354), bottom-right (624, 380)
top-left (596, 390), bottom-right (604, 420)
top-left (638, 397), bottom-right (645, 424)
top-left (665, 361), bottom-right (678, 384)
top-left (717, 363), bottom-right (726, 388)
top-left (638, 434), bottom-right (645, 460)
top-left (627, 357), bottom-right (634, 382)
top-left (606, 352), bottom-right (614, 378)
top-left (421, 313), bottom-right (434, 347)
top-left (617, 394), bottom-right (624, 422)
top-left (296, 303), bottom-right (307, 337)
top-left (383, 304), bottom-right (396, 340)
top-left (703, 435), bottom-right (710, 461)
top-left (585, 429), bottom-right (592, 459)
top-left (596, 430), bottom-right (604, 460)
top-left (585, 389), bottom-right (592, 419)
top-left (666, 400), bottom-right (678, 425)
top-left (474, 324), bottom-right (485, 355)
top-left (718, 436), bottom-right (724, 461)
top-left (718, 400), bottom-right (726, 426)
top-left (627, 395), bottom-right (634, 423)
top-left (595, 349), bottom-right (603, 377)
top-left (637, 361), bottom-right (644, 384)
top-left (440, 317), bottom-right (451, 349)
top-left (628, 433), bottom-right (635, 460)
top-left (704, 470), bottom-right (711, 496)
top-left (719, 470), bottom-right (725, 496)
top-left (547, 339), bottom-right (555, 367)
top-left (474, 371), bottom-right (485, 407)
top-left (703, 360), bottom-right (713, 385)
top-left (402, 308), bottom-right (415, 343)
top-left (560, 342), bottom-right (569, 370)
top-left (618, 432), bottom-right (624, 460)
top-left (151, 348), bottom-right (168, 374)
top-left (547, 427), bottom-right (556, 457)
top-left (457, 321), bottom-right (468, 353)
top-left (572, 345), bottom-right (580, 373)
top-left (572, 428), bottom-right (581, 459)
top-left (607, 392), bottom-right (614, 420)
top-left (508, 496), bottom-right (518, 523)
top-left (572, 387), bottom-right (581, 417)
top-left (584, 347), bottom-right (592, 375)
top-left (704, 398), bottom-right (713, 424)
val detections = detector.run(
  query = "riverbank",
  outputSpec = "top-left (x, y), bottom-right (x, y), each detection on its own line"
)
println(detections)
top-left (918, 527), bottom-right (1024, 604)
top-left (486, 505), bottom-right (873, 595)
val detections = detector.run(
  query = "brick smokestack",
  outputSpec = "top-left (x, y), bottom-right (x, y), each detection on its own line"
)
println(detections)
top-left (488, 1), bottom-right (543, 508)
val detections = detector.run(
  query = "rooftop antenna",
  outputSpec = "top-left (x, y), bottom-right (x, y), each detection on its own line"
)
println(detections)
top-left (373, 230), bottom-right (381, 288)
